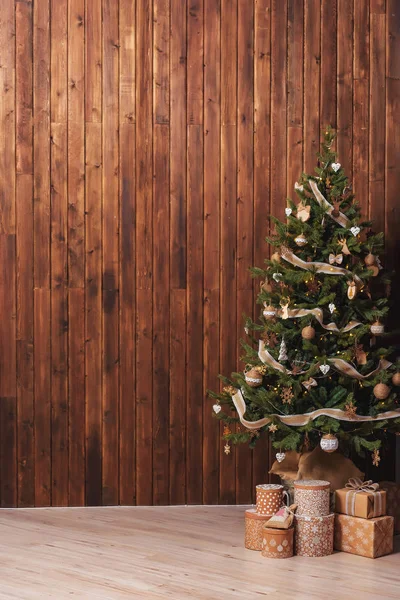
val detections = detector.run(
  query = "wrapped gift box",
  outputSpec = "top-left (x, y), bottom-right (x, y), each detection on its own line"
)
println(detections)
top-left (245, 509), bottom-right (272, 551)
top-left (261, 526), bottom-right (294, 559)
top-left (335, 485), bottom-right (386, 519)
top-left (334, 514), bottom-right (394, 558)
top-left (294, 479), bottom-right (330, 517)
top-left (379, 481), bottom-right (400, 534)
top-left (294, 513), bottom-right (334, 557)
top-left (256, 484), bottom-right (286, 516)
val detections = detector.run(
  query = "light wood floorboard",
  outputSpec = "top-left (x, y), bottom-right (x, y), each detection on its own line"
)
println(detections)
top-left (0, 506), bottom-right (399, 599)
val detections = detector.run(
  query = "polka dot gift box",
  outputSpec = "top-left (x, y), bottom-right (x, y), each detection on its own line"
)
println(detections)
top-left (294, 479), bottom-right (330, 517)
top-left (256, 484), bottom-right (288, 516)
top-left (261, 526), bottom-right (294, 559)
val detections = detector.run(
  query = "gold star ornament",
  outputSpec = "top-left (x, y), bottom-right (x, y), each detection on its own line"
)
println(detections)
top-left (224, 443), bottom-right (231, 455)
top-left (268, 423), bottom-right (278, 433)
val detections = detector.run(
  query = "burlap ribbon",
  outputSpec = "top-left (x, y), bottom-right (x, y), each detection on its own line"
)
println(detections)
top-left (258, 340), bottom-right (391, 380)
top-left (309, 180), bottom-right (350, 227)
top-left (282, 306), bottom-right (361, 333)
top-left (280, 246), bottom-right (362, 287)
top-left (231, 389), bottom-right (400, 430)
top-left (344, 478), bottom-right (382, 518)
top-left (328, 357), bottom-right (392, 380)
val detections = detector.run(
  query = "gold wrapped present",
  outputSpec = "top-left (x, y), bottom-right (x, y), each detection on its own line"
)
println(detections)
top-left (334, 514), bottom-right (394, 558)
top-left (335, 478), bottom-right (386, 519)
top-left (379, 481), bottom-right (400, 534)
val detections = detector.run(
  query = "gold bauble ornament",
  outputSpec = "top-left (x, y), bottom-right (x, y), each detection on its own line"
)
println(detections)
top-left (301, 325), bottom-right (316, 340)
top-left (392, 372), bottom-right (400, 386)
top-left (320, 433), bottom-right (339, 453)
top-left (263, 304), bottom-right (277, 320)
top-left (370, 320), bottom-right (384, 335)
top-left (365, 253), bottom-right (376, 266)
top-left (373, 382), bottom-right (390, 400)
top-left (271, 252), bottom-right (281, 263)
top-left (294, 234), bottom-right (307, 247)
top-left (245, 367), bottom-right (263, 388)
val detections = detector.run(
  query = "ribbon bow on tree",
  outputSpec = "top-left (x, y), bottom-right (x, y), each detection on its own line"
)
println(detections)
top-left (329, 253), bottom-right (343, 265)
top-left (345, 478), bottom-right (380, 492)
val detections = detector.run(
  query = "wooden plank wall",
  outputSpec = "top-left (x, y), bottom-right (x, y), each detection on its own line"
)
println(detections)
top-left (0, 0), bottom-right (399, 507)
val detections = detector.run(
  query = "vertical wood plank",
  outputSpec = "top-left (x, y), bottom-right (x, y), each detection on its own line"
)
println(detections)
top-left (303, 0), bottom-right (321, 172)
top-left (153, 0), bottom-right (170, 509)
top-left (253, 0), bottom-right (272, 494)
top-left (0, 235), bottom-right (17, 507)
top-left (386, 2), bottom-right (400, 272)
top-left (119, 0), bottom-right (136, 507)
top-left (50, 122), bottom-right (69, 506)
top-left (86, 0), bottom-right (102, 123)
top-left (34, 289), bottom-right (51, 506)
top-left (0, 0), bottom-right (16, 234)
top-left (287, 0), bottom-right (303, 196)
top-left (85, 0), bottom-right (102, 507)
top-left (369, 13), bottom-right (386, 229)
top-left (203, 0), bottom-right (220, 506)
top-left (320, 0), bottom-right (337, 130)
top-left (153, 124), bottom-right (170, 505)
top-left (68, 289), bottom-right (85, 505)
top-left (50, 0), bottom-right (68, 506)
top-left (337, 0), bottom-right (353, 177)
top-left (33, 0), bottom-right (50, 290)
top-left (102, 0), bottom-right (120, 506)
top-left (219, 0), bottom-right (237, 504)
top-left (68, 0), bottom-right (85, 507)
top-left (353, 2), bottom-right (369, 215)
top-left (16, 0), bottom-right (34, 508)
top-left (136, 0), bottom-right (153, 506)
top-left (236, 0), bottom-right (254, 506)
top-left (85, 122), bottom-right (103, 506)
top-left (169, 0), bottom-right (187, 505)
top-left (186, 0), bottom-right (204, 506)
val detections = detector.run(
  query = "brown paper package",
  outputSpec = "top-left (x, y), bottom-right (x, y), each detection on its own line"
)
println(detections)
top-left (334, 514), bottom-right (394, 559)
top-left (335, 487), bottom-right (386, 519)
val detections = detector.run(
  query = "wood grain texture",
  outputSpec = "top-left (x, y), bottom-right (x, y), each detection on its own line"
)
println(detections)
top-left (0, 1), bottom-right (399, 506)
top-left (0, 506), bottom-right (399, 599)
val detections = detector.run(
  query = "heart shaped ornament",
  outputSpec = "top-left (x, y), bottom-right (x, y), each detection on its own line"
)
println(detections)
top-left (275, 452), bottom-right (286, 463)
top-left (213, 404), bottom-right (221, 414)
top-left (331, 162), bottom-right (341, 172)
top-left (285, 207), bottom-right (292, 216)
top-left (319, 364), bottom-right (330, 375)
top-left (350, 226), bottom-right (360, 237)
top-left (273, 272), bottom-right (283, 282)
top-left (328, 303), bottom-right (336, 314)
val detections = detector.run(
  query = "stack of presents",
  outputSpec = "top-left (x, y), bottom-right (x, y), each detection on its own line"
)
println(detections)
top-left (245, 479), bottom-right (399, 559)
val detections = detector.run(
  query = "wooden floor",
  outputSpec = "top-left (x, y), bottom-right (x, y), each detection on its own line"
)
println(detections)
top-left (0, 507), bottom-right (399, 599)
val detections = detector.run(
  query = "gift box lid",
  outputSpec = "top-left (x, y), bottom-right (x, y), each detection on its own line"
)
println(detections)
top-left (294, 479), bottom-right (330, 491)
top-left (263, 525), bottom-right (294, 536)
top-left (245, 508), bottom-right (273, 520)
top-left (295, 512), bottom-right (334, 522)
top-left (256, 483), bottom-right (283, 490)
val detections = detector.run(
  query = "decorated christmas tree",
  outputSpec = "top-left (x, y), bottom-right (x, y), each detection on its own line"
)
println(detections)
top-left (211, 128), bottom-right (400, 467)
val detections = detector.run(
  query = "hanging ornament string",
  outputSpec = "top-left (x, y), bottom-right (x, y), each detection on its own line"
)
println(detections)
top-left (281, 306), bottom-right (361, 333)
top-left (280, 246), bottom-right (363, 287)
top-left (328, 357), bottom-right (392, 380)
top-left (308, 180), bottom-right (350, 228)
top-left (231, 389), bottom-right (400, 430)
